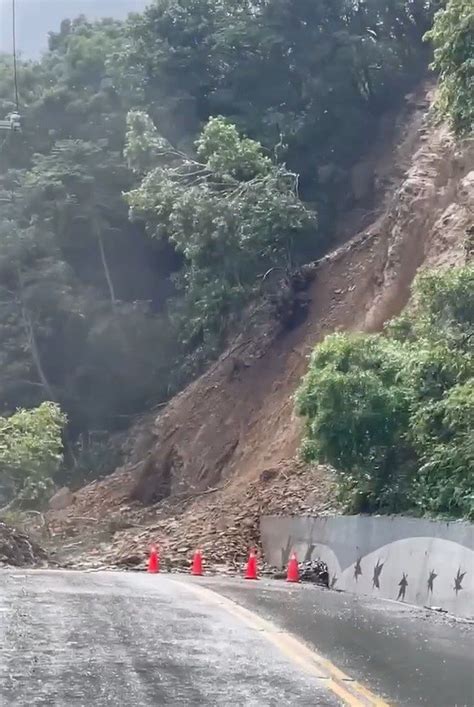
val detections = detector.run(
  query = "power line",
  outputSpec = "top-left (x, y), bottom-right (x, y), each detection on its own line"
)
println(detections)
top-left (12, 0), bottom-right (19, 111)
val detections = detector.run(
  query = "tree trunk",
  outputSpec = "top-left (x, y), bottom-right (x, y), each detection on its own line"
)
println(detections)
top-left (95, 220), bottom-right (117, 308)
top-left (22, 308), bottom-right (57, 402)
top-left (16, 270), bottom-right (57, 402)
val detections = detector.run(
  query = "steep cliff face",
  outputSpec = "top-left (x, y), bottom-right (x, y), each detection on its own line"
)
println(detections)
top-left (45, 84), bottom-right (472, 568)
top-left (127, 85), bottom-right (472, 507)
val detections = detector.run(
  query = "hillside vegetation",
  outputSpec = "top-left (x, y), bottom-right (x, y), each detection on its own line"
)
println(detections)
top-left (0, 0), bottom-right (472, 520)
top-left (297, 267), bottom-right (473, 519)
top-left (296, 0), bottom-right (473, 520)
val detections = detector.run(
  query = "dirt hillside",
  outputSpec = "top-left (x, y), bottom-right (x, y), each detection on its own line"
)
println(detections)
top-left (41, 84), bottom-right (473, 569)
top-left (127, 83), bottom-right (472, 504)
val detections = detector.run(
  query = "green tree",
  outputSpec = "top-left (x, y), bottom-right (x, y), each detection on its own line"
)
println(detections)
top-left (425, 0), bottom-right (474, 134)
top-left (0, 17), bottom-right (176, 446)
top-left (0, 174), bottom-right (79, 413)
top-left (411, 382), bottom-right (474, 519)
top-left (125, 113), bottom-right (317, 355)
top-left (409, 266), bottom-right (474, 348)
top-left (0, 402), bottom-right (66, 508)
top-left (117, 0), bottom-right (227, 144)
top-left (296, 334), bottom-right (414, 512)
top-left (120, 0), bottom-right (440, 220)
top-left (24, 139), bottom-right (132, 306)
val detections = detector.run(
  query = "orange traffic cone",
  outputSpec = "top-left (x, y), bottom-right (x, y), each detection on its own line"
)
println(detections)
top-left (286, 552), bottom-right (299, 583)
top-left (191, 549), bottom-right (203, 576)
top-left (148, 545), bottom-right (159, 574)
top-left (244, 549), bottom-right (258, 580)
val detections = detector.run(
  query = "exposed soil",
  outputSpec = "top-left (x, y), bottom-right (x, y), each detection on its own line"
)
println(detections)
top-left (37, 83), bottom-right (473, 571)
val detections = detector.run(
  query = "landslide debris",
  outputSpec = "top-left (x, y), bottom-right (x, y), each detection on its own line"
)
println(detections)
top-left (0, 521), bottom-right (48, 568)
top-left (31, 83), bottom-right (474, 572)
top-left (43, 461), bottom-right (337, 571)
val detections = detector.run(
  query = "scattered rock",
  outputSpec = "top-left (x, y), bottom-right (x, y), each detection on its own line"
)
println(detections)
top-left (49, 487), bottom-right (74, 511)
top-left (40, 461), bottom-right (338, 572)
top-left (259, 468), bottom-right (279, 483)
top-left (0, 521), bottom-right (48, 567)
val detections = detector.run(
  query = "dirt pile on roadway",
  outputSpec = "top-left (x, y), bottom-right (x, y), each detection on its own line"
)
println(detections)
top-left (44, 461), bottom-right (337, 571)
top-left (0, 521), bottom-right (48, 568)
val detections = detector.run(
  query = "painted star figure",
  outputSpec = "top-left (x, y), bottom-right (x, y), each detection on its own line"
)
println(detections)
top-left (397, 573), bottom-right (408, 601)
top-left (372, 559), bottom-right (384, 589)
top-left (427, 570), bottom-right (437, 593)
top-left (454, 568), bottom-right (466, 594)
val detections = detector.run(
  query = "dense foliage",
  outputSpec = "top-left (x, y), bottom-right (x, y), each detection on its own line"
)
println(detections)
top-left (0, 0), bottom-right (469, 487)
top-left (121, 0), bottom-right (441, 218)
top-left (125, 113), bottom-right (316, 360)
top-left (0, 402), bottom-right (66, 507)
top-left (0, 19), bottom-right (173, 449)
top-left (296, 267), bottom-right (474, 520)
top-left (426, 0), bottom-right (474, 134)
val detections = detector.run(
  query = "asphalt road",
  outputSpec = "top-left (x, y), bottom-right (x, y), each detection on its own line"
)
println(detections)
top-left (0, 570), bottom-right (342, 706)
top-left (199, 576), bottom-right (474, 707)
top-left (0, 570), bottom-right (472, 706)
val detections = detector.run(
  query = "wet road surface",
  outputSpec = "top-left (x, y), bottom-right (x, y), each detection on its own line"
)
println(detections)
top-left (0, 570), bottom-right (342, 706)
top-left (0, 570), bottom-right (472, 706)
top-left (196, 576), bottom-right (474, 707)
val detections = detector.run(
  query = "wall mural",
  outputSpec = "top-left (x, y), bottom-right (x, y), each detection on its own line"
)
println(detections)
top-left (262, 516), bottom-right (473, 618)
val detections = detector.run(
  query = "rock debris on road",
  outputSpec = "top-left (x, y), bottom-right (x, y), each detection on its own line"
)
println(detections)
top-left (0, 523), bottom-right (47, 568)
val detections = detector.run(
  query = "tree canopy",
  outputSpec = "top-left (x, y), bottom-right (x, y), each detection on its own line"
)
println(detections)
top-left (125, 113), bottom-right (316, 357)
top-left (0, 402), bottom-right (66, 507)
top-left (426, 0), bottom-right (474, 134)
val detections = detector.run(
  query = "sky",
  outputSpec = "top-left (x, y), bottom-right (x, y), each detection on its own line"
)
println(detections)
top-left (0, 0), bottom-right (149, 58)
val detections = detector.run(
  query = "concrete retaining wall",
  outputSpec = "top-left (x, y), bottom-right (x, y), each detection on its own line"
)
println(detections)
top-left (260, 515), bottom-right (474, 618)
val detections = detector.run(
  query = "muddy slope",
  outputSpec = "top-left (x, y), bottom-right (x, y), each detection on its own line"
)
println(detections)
top-left (39, 84), bottom-right (474, 570)
top-left (51, 84), bottom-right (472, 541)
top-left (126, 86), bottom-right (472, 506)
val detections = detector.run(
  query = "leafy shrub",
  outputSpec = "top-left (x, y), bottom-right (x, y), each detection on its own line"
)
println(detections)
top-left (425, 0), bottom-right (474, 135)
top-left (296, 267), bottom-right (474, 519)
top-left (0, 402), bottom-right (66, 508)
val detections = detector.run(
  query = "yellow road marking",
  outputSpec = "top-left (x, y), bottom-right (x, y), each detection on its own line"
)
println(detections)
top-left (175, 579), bottom-right (390, 707)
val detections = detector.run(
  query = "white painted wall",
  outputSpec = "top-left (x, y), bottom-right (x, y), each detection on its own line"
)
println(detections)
top-left (261, 515), bottom-right (474, 618)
